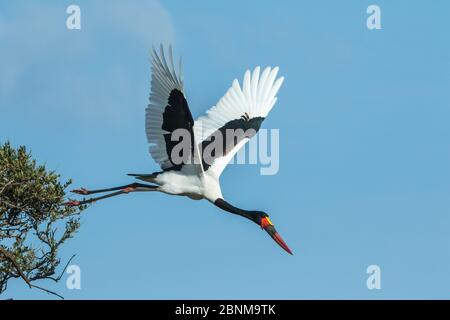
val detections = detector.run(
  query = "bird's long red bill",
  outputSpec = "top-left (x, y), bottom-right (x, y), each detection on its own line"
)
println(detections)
top-left (271, 231), bottom-right (293, 255)
top-left (261, 218), bottom-right (293, 255)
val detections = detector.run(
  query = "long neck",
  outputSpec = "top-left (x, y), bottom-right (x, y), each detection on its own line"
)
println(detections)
top-left (214, 198), bottom-right (259, 224)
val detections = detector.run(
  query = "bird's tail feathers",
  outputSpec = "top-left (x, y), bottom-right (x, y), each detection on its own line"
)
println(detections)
top-left (127, 172), bottom-right (160, 183)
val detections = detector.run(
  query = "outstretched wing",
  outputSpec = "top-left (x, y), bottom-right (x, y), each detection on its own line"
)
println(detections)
top-left (194, 67), bottom-right (284, 177)
top-left (146, 45), bottom-right (199, 172)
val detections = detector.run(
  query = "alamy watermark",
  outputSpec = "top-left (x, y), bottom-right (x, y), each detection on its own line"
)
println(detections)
top-left (166, 127), bottom-right (280, 175)
top-left (66, 264), bottom-right (81, 290)
top-left (366, 265), bottom-right (381, 290)
top-left (367, 5), bottom-right (382, 30)
top-left (66, 5), bottom-right (81, 30)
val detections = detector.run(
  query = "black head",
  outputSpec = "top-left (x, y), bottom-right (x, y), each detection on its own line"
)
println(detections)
top-left (247, 210), bottom-right (269, 224)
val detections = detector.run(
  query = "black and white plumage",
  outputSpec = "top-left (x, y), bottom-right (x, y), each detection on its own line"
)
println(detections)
top-left (146, 46), bottom-right (195, 172)
top-left (66, 45), bottom-right (292, 255)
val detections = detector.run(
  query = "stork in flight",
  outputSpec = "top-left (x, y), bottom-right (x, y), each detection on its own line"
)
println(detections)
top-left (65, 45), bottom-right (292, 255)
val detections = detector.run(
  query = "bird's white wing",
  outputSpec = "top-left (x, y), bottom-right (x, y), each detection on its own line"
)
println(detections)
top-left (194, 67), bottom-right (284, 177)
top-left (146, 45), bottom-right (201, 173)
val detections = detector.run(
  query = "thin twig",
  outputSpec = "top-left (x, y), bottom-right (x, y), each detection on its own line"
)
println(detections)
top-left (0, 199), bottom-right (27, 210)
top-left (29, 283), bottom-right (64, 300)
top-left (0, 181), bottom-right (13, 195)
top-left (47, 254), bottom-right (76, 282)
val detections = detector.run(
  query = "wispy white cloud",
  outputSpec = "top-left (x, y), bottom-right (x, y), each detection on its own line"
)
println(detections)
top-left (0, 0), bottom-right (174, 126)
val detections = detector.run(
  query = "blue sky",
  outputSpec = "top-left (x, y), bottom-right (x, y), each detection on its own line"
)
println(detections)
top-left (1, 0), bottom-right (449, 299)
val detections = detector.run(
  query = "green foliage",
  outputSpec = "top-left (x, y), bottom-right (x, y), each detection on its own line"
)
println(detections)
top-left (0, 141), bottom-right (85, 296)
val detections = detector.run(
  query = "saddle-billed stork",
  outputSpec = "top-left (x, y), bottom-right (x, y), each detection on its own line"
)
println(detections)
top-left (66, 45), bottom-right (292, 254)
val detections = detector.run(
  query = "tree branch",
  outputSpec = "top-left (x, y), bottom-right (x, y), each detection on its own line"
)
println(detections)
top-left (0, 247), bottom-right (32, 288)
top-left (0, 247), bottom-right (64, 299)
top-left (0, 180), bottom-right (13, 195)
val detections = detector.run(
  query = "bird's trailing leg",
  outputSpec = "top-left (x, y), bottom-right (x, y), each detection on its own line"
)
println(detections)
top-left (64, 183), bottom-right (157, 206)
top-left (71, 182), bottom-right (157, 195)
